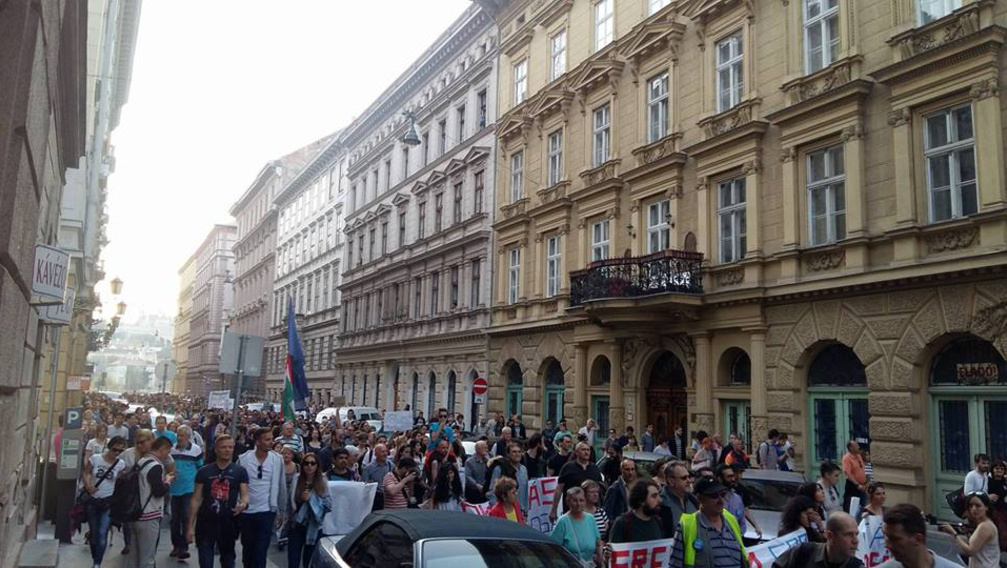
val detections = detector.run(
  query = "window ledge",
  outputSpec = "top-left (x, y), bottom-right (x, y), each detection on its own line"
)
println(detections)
top-left (780, 55), bottom-right (864, 106)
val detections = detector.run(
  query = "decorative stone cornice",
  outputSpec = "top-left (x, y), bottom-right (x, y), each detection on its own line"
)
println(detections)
top-left (697, 98), bottom-right (760, 139)
top-left (570, 59), bottom-right (625, 97)
top-left (620, 19), bottom-right (687, 67)
top-left (631, 134), bottom-right (684, 167)
top-left (926, 226), bottom-right (977, 252)
top-left (840, 123), bottom-right (864, 142)
top-left (887, 108), bottom-right (911, 127)
top-left (779, 147), bottom-right (797, 162)
top-left (741, 159), bottom-right (762, 175)
top-left (717, 268), bottom-right (745, 286)
top-left (782, 56), bottom-right (859, 105)
top-left (579, 159), bottom-right (622, 187)
top-left (889, 1), bottom-right (985, 60)
top-left (500, 197), bottom-right (530, 220)
top-left (537, 180), bottom-right (571, 204)
top-left (804, 248), bottom-right (845, 272)
top-left (970, 77), bottom-right (1000, 100)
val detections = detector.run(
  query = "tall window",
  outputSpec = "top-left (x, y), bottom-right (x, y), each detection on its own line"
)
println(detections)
top-left (593, 104), bottom-right (611, 168)
top-left (474, 171), bottom-right (484, 212)
top-left (422, 132), bottom-right (430, 165)
top-left (718, 178), bottom-right (747, 263)
top-left (716, 33), bottom-right (744, 113)
top-left (804, 0), bottom-right (840, 73)
top-left (398, 211), bottom-right (407, 248)
top-left (548, 130), bottom-right (563, 186)
top-left (514, 59), bottom-right (528, 104)
top-left (450, 266), bottom-right (459, 308)
top-left (508, 248), bottom-right (521, 304)
top-left (510, 151), bottom-right (524, 203)
top-left (380, 221), bottom-right (388, 254)
top-left (413, 277), bottom-right (422, 319)
top-left (925, 104), bottom-right (977, 223)
top-left (434, 193), bottom-right (443, 233)
top-left (477, 90), bottom-right (488, 128)
top-left (438, 119), bottom-right (447, 154)
top-left (592, 220), bottom-right (610, 261)
top-left (550, 30), bottom-right (567, 81)
top-left (647, 200), bottom-right (671, 253)
top-left (401, 146), bottom-right (409, 179)
top-left (471, 259), bottom-right (481, 306)
top-left (919, 0), bottom-right (961, 24)
top-left (368, 227), bottom-right (375, 261)
top-left (594, 0), bottom-right (614, 51)
top-left (648, 73), bottom-right (669, 143)
top-left (546, 235), bottom-right (561, 298)
top-left (649, 0), bottom-right (670, 15)
top-left (357, 236), bottom-right (364, 266)
top-left (457, 105), bottom-right (466, 140)
top-left (383, 158), bottom-right (392, 191)
top-left (808, 145), bottom-right (846, 245)
top-left (431, 271), bottom-right (440, 314)
top-left (393, 283), bottom-right (401, 317)
top-left (453, 182), bottom-right (463, 224)
top-left (418, 202), bottom-right (426, 239)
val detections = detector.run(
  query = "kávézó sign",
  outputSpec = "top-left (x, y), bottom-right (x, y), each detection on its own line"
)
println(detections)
top-left (33, 244), bottom-right (70, 301)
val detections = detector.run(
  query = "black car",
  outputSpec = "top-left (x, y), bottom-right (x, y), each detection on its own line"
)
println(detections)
top-left (310, 509), bottom-right (585, 568)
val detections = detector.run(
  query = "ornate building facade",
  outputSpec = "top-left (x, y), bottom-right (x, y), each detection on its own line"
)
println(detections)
top-left (334, 5), bottom-right (499, 427)
top-left (186, 224), bottom-right (236, 397)
top-left (485, 0), bottom-right (1007, 518)
top-left (264, 135), bottom-right (348, 404)
top-left (172, 255), bottom-right (195, 394)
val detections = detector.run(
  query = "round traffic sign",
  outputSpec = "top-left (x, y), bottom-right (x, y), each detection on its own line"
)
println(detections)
top-left (472, 377), bottom-right (489, 395)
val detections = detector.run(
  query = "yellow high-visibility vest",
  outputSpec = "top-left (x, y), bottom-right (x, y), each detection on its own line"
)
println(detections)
top-left (679, 510), bottom-right (749, 568)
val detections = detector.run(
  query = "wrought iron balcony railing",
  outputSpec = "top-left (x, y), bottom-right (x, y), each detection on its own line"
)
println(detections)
top-left (569, 249), bottom-right (704, 307)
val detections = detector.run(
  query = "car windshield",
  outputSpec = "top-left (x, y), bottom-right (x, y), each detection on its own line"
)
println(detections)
top-left (739, 478), bottom-right (803, 510)
top-left (423, 538), bottom-right (580, 568)
top-left (359, 412), bottom-right (381, 421)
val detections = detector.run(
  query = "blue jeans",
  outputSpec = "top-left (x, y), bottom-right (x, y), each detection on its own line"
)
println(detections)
top-left (86, 503), bottom-right (112, 565)
top-left (170, 494), bottom-right (192, 550)
top-left (196, 514), bottom-right (238, 568)
top-left (286, 522), bottom-right (317, 568)
top-left (240, 511), bottom-right (276, 568)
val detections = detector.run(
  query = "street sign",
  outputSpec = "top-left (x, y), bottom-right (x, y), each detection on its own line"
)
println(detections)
top-left (472, 377), bottom-right (488, 396)
top-left (57, 430), bottom-right (85, 480)
top-left (41, 286), bottom-right (75, 324)
top-left (474, 394), bottom-right (485, 404)
top-left (64, 406), bottom-right (83, 430)
top-left (219, 332), bottom-right (265, 377)
top-left (66, 375), bottom-right (90, 391)
top-left (32, 244), bottom-right (70, 301)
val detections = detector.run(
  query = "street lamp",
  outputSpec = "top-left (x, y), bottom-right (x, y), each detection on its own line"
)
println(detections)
top-left (110, 277), bottom-right (123, 295)
top-left (116, 301), bottom-right (127, 316)
top-left (401, 111), bottom-right (421, 146)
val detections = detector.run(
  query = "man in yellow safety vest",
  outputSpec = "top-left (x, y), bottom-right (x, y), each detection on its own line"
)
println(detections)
top-left (670, 476), bottom-right (749, 568)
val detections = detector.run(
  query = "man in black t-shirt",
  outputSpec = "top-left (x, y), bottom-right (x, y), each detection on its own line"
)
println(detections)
top-left (550, 442), bottom-right (604, 521)
top-left (548, 434), bottom-right (574, 476)
top-left (188, 435), bottom-right (248, 568)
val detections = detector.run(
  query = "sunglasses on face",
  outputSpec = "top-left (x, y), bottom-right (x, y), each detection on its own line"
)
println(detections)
top-left (257, 464), bottom-right (263, 479)
top-left (111, 447), bottom-right (125, 453)
top-left (303, 461), bottom-right (317, 466)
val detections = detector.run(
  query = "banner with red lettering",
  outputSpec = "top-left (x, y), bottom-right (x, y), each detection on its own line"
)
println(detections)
top-left (608, 538), bottom-right (674, 567)
top-left (527, 476), bottom-right (558, 534)
top-left (746, 530), bottom-right (808, 568)
top-left (857, 515), bottom-right (892, 567)
top-left (461, 501), bottom-right (490, 515)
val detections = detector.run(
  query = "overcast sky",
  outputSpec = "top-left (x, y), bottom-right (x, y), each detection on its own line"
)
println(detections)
top-left (101, 0), bottom-right (472, 322)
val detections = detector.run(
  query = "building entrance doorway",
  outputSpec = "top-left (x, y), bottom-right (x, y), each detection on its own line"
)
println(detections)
top-left (646, 351), bottom-right (688, 442)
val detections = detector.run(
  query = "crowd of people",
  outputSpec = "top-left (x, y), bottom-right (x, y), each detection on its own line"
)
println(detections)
top-left (68, 391), bottom-right (1005, 568)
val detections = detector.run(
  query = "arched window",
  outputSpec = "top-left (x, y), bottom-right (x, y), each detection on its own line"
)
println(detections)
top-left (543, 359), bottom-right (565, 425)
top-left (505, 361), bottom-right (523, 419)
top-left (931, 336), bottom-right (1007, 386)
top-left (729, 351), bottom-right (751, 385)
top-left (684, 232), bottom-right (697, 252)
top-left (427, 372), bottom-right (437, 418)
top-left (447, 371), bottom-right (457, 413)
top-left (590, 356), bottom-right (612, 386)
top-left (807, 344), bottom-right (868, 468)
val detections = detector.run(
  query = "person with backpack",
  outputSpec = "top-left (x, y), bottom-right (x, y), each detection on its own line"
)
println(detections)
top-left (758, 429), bottom-right (785, 470)
top-left (82, 436), bottom-right (127, 568)
top-left (188, 434), bottom-right (248, 568)
top-left (114, 429), bottom-right (174, 556)
top-left (169, 425), bottom-right (203, 560)
top-left (128, 436), bottom-right (175, 567)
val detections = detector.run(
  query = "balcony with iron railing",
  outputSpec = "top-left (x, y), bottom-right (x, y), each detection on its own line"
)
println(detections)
top-left (568, 249), bottom-right (704, 307)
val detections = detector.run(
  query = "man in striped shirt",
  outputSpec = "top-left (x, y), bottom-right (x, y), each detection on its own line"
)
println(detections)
top-left (669, 477), bottom-right (748, 568)
top-left (275, 421), bottom-right (304, 454)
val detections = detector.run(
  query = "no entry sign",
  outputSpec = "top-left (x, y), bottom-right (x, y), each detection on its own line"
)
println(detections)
top-left (472, 377), bottom-right (488, 395)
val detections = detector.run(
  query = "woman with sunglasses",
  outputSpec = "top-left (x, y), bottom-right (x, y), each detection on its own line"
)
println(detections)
top-left (287, 454), bottom-right (331, 568)
top-left (82, 436), bottom-right (127, 568)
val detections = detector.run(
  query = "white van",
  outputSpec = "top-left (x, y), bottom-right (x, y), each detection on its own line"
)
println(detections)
top-left (316, 406), bottom-right (382, 430)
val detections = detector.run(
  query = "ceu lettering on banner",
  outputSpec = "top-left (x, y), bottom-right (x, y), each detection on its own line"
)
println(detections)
top-left (527, 476), bottom-right (558, 534)
top-left (856, 516), bottom-right (892, 567)
top-left (608, 539), bottom-right (674, 568)
top-left (746, 530), bottom-right (809, 568)
top-left (461, 501), bottom-right (490, 515)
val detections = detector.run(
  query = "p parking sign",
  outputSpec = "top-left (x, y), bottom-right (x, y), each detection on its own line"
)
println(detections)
top-left (64, 406), bottom-right (83, 430)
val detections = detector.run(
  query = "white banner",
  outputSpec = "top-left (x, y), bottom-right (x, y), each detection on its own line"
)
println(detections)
top-left (857, 515), bottom-right (893, 568)
top-left (322, 481), bottom-right (378, 536)
top-left (747, 529), bottom-right (809, 568)
top-left (608, 539), bottom-right (675, 567)
top-left (384, 410), bottom-right (413, 433)
top-left (208, 390), bottom-right (231, 409)
top-left (461, 501), bottom-right (490, 515)
top-left (527, 476), bottom-right (558, 534)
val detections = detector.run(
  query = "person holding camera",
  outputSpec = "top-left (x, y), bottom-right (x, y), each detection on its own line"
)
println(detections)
top-left (384, 457), bottom-right (419, 509)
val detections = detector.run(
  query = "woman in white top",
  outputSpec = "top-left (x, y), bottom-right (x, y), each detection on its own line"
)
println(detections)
top-left (424, 462), bottom-right (463, 511)
top-left (85, 422), bottom-right (109, 461)
top-left (941, 492), bottom-right (1001, 568)
top-left (82, 435), bottom-right (127, 568)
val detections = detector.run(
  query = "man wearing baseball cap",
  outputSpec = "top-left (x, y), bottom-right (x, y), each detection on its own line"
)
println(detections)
top-left (669, 476), bottom-right (749, 568)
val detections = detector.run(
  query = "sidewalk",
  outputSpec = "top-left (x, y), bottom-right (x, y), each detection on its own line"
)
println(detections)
top-left (40, 521), bottom-right (285, 567)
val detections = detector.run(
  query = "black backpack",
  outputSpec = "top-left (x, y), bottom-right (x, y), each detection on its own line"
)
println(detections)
top-left (109, 459), bottom-right (154, 526)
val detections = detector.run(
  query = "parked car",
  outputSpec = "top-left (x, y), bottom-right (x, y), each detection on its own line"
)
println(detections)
top-left (310, 509), bottom-right (585, 567)
top-left (315, 406), bottom-right (383, 431)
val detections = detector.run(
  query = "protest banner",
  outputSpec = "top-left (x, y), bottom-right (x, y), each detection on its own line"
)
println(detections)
top-left (527, 476), bottom-right (558, 534)
top-left (608, 539), bottom-right (674, 568)
top-left (208, 390), bottom-right (231, 409)
top-left (857, 515), bottom-right (892, 567)
top-left (747, 529), bottom-right (809, 568)
top-left (384, 410), bottom-right (413, 433)
top-left (322, 481), bottom-right (378, 536)
top-left (461, 501), bottom-right (490, 515)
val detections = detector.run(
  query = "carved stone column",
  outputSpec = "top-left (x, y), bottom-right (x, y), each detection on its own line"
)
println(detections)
top-left (971, 78), bottom-right (1007, 210)
top-left (573, 344), bottom-right (588, 430)
top-left (749, 329), bottom-right (768, 445)
top-left (609, 341), bottom-right (625, 434)
top-left (692, 332), bottom-right (712, 436)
